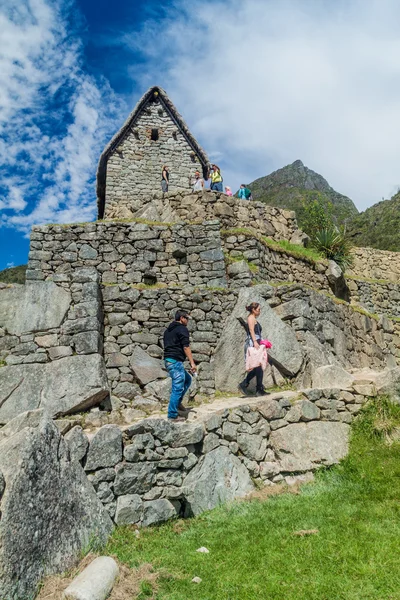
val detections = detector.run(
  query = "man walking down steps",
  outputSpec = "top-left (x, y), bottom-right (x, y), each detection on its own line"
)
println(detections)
top-left (163, 310), bottom-right (197, 422)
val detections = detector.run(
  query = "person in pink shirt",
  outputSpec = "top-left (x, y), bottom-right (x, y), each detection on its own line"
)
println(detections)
top-left (225, 186), bottom-right (233, 196)
top-left (238, 302), bottom-right (268, 397)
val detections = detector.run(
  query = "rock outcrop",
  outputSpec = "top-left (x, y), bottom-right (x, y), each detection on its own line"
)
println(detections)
top-left (214, 285), bottom-right (304, 392)
top-left (0, 354), bottom-right (109, 424)
top-left (183, 446), bottom-right (254, 516)
top-left (270, 421), bottom-right (350, 472)
top-left (0, 413), bottom-right (113, 600)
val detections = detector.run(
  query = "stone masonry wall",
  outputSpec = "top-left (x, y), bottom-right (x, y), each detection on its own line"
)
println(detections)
top-left (102, 285), bottom-right (237, 399)
top-left (65, 386), bottom-right (375, 524)
top-left (0, 268), bottom-right (102, 367)
top-left (106, 189), bottom-right (304, 245)
top-left (100, 282), bottom-right (400, 411)
top-left (348, 277), bottom-right (400, 318)
top-left (27, 221), bottom-right (227, 289)
top-left (105, 102), bottom-right (203, 218)
top-left (270, 284), bottom-right (400, 378)
top-left (222, 233), bottom-right (330, 291)
top-left (349, 247), bottom-right (400, 282)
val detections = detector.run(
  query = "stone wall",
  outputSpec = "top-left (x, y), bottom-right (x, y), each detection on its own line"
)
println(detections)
top-left (348, 277), bottom-right (400, 317)
top-left (65, 387), bottom-right (376, 525)
top-left (104, 105), bottom-right (203, 218)
top-left (27, 221), bottom-right (227, 289)
top-left (102, 284), bottom-right (237, 399)
top-left (0, 269), bottom-right (102, 366)
top-left (270, 284), bottom-right (399, 377)
top-left (222, 232), bottom-right (330, 291)
top-left (349, 247), bottom-right (400, 282)
top-left (105, 190), bottom-right (305, 245)
top-left (100, 282), bottom-right (399, 412)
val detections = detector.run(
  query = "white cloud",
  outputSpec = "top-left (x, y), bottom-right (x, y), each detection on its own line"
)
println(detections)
top-left (0, 0), bottom-right (123, 231)
top-left (129, 0), bottom-right (400, 210)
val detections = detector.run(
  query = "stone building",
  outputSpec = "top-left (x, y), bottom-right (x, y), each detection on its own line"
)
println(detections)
top-left (97, 86), bottom-right (209, 219)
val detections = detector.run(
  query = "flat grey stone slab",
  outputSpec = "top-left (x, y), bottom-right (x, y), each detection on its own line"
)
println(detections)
top-left (0, 354), bottom-right (109, 424)
top-left (0, 281), bottom-right (71, 335)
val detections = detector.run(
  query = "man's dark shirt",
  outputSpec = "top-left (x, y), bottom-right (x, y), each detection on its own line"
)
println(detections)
top-left (163, 321), bottom-right (190, 362)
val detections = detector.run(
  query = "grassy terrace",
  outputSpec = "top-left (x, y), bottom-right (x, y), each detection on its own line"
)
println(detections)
top-left (221, 228), bottom-right (325, 265)
top-left (106, 399), bottom-right (400, 600)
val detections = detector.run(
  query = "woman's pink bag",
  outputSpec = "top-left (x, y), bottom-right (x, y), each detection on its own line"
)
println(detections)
top-left (245, 346), bottom-right (268, 372)
top-left (260, 339), bottom-right (272, 349)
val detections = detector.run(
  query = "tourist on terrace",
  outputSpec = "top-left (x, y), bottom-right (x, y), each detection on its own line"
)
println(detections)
top-left (192, 170), bottom-right (204, 191)
top-left (210, 164), bottom-right (223, 191)
top-left (225, 186), bottom-right (233, 196)
top-left (238, 302), bottom-right (268, 397)
top-left (238, 184), bottom-right (252, 200)
top-left (161, 165), bottom-right (169, 192)
top-left (163, 310), bottom-right (197, 422)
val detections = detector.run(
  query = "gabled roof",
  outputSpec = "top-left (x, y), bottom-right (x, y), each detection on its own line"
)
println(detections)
top-left (96, 86), bottom-right (210, 219)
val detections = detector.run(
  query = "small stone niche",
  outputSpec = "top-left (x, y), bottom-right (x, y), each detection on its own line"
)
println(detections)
top-left (151, 128), bottom-right (159, 141)
top-left (143, 272), bottom-right (157, 286)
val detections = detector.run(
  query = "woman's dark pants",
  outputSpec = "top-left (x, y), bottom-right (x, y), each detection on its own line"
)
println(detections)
top-left (245, 366), bottom-right (263, 391)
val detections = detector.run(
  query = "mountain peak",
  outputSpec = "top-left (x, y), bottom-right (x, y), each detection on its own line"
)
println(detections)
top-left (247, 161), bottom-right (358, 229)
top-left (291, 159), bottom-right (305, 168)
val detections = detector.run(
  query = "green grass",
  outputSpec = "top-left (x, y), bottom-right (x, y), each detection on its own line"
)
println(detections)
top-left (263, 236), bottom-right (325, 263)
top-left (346, 274), bottom-right (392, 285)
top-left (106, 398), bottom-right (400, 600)
top-left (221, 228), bottom-right (325, 265)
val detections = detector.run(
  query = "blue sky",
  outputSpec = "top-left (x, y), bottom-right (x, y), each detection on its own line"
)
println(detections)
top-left (2, 0), bottom-right (400, 270)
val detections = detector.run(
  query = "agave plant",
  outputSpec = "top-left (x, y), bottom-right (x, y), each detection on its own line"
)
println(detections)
top-left (311, 227), bottom-right (353, 272)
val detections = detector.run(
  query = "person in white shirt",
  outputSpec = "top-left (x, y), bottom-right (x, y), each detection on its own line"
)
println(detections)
top-left (192, 170), bottom-right (204, 192)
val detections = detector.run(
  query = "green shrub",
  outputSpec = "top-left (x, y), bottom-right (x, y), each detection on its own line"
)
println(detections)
top-left (311, 227), bottom-right (353, 271)
top-left (353, 395), bottom-right (400, 443)
top-left (301, 197), bottom-right (335, 234)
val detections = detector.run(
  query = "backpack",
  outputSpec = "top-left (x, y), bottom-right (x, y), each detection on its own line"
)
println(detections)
top-left (244, 188), bottom-right (252, 199)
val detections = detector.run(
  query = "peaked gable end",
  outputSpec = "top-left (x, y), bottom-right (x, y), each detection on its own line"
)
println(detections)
top-left (96, 86), bottom-right (209, 219)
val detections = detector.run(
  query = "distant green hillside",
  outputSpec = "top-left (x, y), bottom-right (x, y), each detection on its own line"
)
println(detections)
top-left (347, 193), bottom-right (400, 252)
top-left (248, 160), bottom-right (358, 229)
top-left (0, 265), bottom-right (27, 284)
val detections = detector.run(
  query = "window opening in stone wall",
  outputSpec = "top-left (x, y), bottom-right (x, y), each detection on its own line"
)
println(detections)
top-left (190, 151), bottom-right (196, 163)
top-left (143, 272), bottom-right (157, 286)
top-left (151, 128), bottom-right (159, 141)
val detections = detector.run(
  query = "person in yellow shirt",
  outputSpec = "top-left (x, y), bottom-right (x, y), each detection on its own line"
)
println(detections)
top-left (210, 164), bottom-right (223, 191)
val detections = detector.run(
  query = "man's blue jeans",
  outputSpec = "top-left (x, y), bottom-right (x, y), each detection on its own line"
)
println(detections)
top-left (165, 360), bottom-right (192, 419)
top-left (211, 181), bottom-right (223, 192)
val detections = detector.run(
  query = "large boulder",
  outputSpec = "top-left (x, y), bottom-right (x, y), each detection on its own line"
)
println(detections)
top-left (0, 354), bottom-right (109, 424)
top-left (0, 281), bottom-right (71, 335)
top-left (183, 446), bottom-right (254, 516)
top-left (130, 347), bottom-right (166, 386)
top-left (326, 260), bottom-right (350, 302)
top-left (371, 367), bottom-right (400, 403)
top-left (270, 421), bottom-right (350, 472)
top-left (214, 285), bottom-right (304, 392)
top-left (0, 414), bottom-right (113, 600)
top-left (312, 364), bottom-right (355, 390)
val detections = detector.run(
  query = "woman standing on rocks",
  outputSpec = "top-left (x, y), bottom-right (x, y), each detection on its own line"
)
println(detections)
top-left (239, 302), bottom-right (268, 397)
top-left (161, 165), bottom-right (169, 192)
